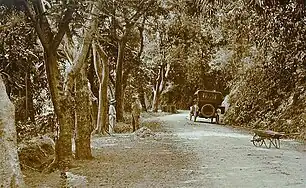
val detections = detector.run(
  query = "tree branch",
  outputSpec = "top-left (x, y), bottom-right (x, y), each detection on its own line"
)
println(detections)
top-left (137, 16), bottom-right (146, 59)
top-left (23, 0), bottom-right (49, 50)
top-left (51, 7), bottom-right (74, 50)
top-left (96, 43), bottom-right (108, 62)
top-left (65, 6), bottom-right (98, 90)
top-left (92, 41), bottom-right (101, 82)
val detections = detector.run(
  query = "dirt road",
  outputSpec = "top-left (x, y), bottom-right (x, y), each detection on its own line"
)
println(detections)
top-left (24, 111), bottom-right (306, 188)
top-left (159, 111), bottom-right (306, 188)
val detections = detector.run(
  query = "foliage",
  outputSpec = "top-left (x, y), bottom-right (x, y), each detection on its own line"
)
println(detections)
top-left (221, 0), bottom-right (306, 138)
top-left (0, 7), bottom-right (48, 125)
top-left (140, 0), bottom-right (229, 109)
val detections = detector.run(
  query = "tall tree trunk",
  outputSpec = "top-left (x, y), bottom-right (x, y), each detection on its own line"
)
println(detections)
top-left (67, 9), bottom-right (98, 156)
top-left (138, 87), bottom-right (147, 112)
top-left (75, 67), bottom-right (93, 160)
top-left (92, 42), bottom-right (102, 134)
top-left (0, 75), bottom-right (25, 187)
top-left (152, 89), bottom-right (161, 112)
top-left (45, 52), bottom-right (74, 169)
top-left (152, 66), bottom-right (164, 112)
top-left (92, 42), bottom-right (109, 134)
top-left (137, 18), bottom-right (146, 111)
top-left (25, 72), bottom-right (35, 123)
top-left (122, 68), bottom-right (131, 113)
top-left (97, 44), bottom-right (110, 133)
top-left (24, 1), bottom-right (75, 170)
top-left (97, 82), bottom-right (104, 134)
top-left (115, 40), bottom-right (126, 122)
top-left (152, 63), bottom-right (170, 112)
top-left (111, 2), bottom-right (153, 120)
top-left (87, 61), bottom-right (99, 129)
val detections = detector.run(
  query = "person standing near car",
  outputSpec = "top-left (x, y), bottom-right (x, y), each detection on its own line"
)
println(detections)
top-left (131, 95), bottom-right (142, 132)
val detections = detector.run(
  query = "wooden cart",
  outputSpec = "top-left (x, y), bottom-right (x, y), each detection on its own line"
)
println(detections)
top-left (251, 130), bottom-right (287, 149)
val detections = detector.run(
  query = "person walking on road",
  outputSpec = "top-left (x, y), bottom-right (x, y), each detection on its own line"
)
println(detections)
top-left (131, 95), bottom-right (142, 132)
top-left (109, 99), bottom-right (116, 134)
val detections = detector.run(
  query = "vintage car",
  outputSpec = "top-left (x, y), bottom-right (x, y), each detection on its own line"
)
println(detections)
top-left (189, 90), bottom-right (225, 123)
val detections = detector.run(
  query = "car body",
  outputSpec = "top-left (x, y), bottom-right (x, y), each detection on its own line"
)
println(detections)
top-left (190, 90), bottom-right (225, 123)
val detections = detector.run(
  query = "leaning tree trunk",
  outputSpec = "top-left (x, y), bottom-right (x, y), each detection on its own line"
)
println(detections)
top-left (0, 75), bottom-right (25, 187)
top-left (121, 68), bottom-right (132, 114)
top-left (75, 67), bottom-right (93, 160)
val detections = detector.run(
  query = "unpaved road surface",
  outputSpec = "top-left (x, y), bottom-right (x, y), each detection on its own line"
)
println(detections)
top-left (24, 111), bottom-right (306, 188)
top-left (160, 112), bottom-right (306, 188)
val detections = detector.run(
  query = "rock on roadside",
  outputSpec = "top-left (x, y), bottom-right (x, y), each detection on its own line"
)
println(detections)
top-left (18, 135), bottom-right (55, 171)
top-left (0, 76), bottom-right (25, 187)
top-left (133, 126), bottom-right (155, 138)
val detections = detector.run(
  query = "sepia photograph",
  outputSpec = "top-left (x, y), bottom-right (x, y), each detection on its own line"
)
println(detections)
top-left (0, 0), bottom-right (305, 187)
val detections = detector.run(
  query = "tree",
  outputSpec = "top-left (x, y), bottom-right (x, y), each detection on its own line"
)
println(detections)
top-left (22, 0), bottom-right (75, 169)
top-left (75, 65), bottom-right (94, 159)
top-left (92, 42), bottom-right (109, 135)
top-left (139, 0), bottom-right (226, 110)
top-left (99, 0), bottom-right (157, 121)
top-left (22, 0), bottom-right (98, 168)
top-left (70, 6), bottom-right (99, 159)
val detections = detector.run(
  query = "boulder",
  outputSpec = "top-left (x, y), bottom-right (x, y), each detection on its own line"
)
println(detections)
top-left (0, 76), bottom-right (25, 187)
top-left (133, 126), bottom-right (155, 138)
top-left (18, 135), bottom-right (55, 171)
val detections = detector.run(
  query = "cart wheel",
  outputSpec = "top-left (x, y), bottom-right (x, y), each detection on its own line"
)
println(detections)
top-left (263, 139), bottom-right (271, 149)
top-left (272, 138), bottom-right (281, 149)
top-left (252, 134), bottom-right (263, 147)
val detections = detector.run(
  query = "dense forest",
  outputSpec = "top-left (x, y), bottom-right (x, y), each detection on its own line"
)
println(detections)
top-left (0, 0), bottom-right (305, 186)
